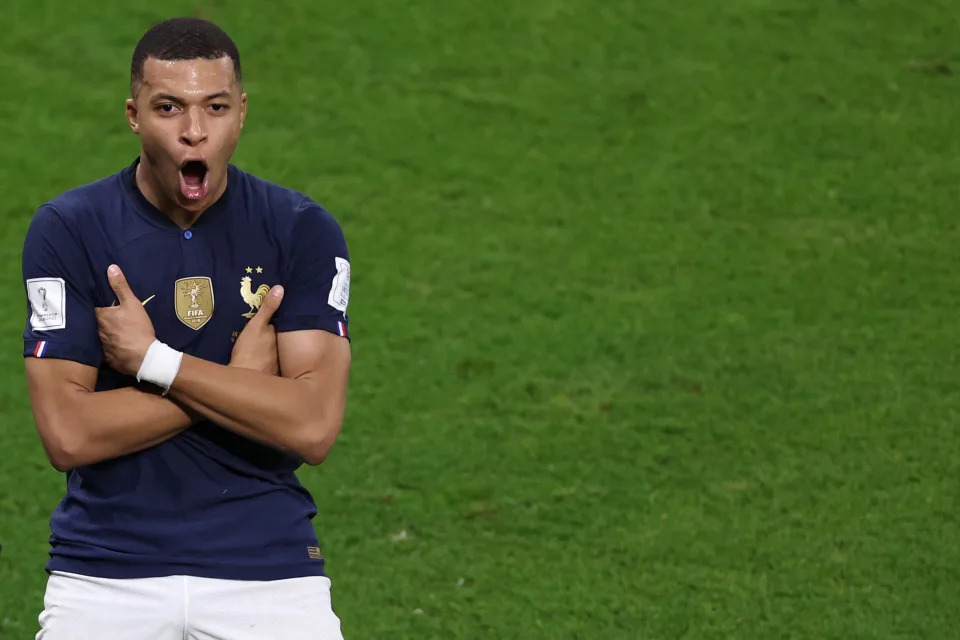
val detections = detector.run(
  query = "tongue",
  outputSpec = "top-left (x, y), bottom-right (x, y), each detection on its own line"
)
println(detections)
top-left (179, 168), bottom-right (207, 201)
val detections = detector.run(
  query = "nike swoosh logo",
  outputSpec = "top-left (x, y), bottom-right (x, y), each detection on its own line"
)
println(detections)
top-left (110, 294), bottom-right (156, 307)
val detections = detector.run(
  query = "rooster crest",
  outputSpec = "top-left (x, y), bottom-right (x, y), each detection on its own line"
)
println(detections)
top-left (240, 275), bottom-right (272, 318)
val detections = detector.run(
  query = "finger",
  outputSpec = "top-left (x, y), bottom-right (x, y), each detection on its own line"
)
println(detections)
top-left (94, 306), bottom-right (113, 321)
top-left (252, 285), bottom-right (284, 324)
top-left (107, 264), bottom-right (138, 305)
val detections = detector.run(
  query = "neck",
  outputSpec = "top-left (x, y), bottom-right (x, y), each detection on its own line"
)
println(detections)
top-left (135, 160), bottom-right (218, 230)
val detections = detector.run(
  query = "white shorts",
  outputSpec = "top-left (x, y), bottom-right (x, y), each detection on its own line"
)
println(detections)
top-left (36, 570), bottom-right (344, 639)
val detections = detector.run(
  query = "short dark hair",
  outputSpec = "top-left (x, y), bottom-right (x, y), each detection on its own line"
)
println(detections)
top-left (130, 17), bottom-right (242, 96)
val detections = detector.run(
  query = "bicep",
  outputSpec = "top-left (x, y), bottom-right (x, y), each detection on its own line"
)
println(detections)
top-left (24, 357), bottom-right (98, 447)
top-left (277, 329), bottom-right (351, 385)
top-left (278, 329), bottom-right (351, 428)
top-left (271, 201), bottom-right (352, 406)
top-left (25, 357), bottom-right (98, 406)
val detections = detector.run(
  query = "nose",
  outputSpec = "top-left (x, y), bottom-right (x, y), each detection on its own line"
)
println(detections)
top-left (179, 108), bottom-right (207, 147)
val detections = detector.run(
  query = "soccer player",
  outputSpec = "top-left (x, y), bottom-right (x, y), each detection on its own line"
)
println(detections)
top-left (22, 17), bottom-right (351, 639)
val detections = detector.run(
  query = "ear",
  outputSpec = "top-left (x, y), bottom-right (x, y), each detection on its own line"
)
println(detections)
top-left (126, 98), bottom-right (140, 135)
top-left (239, 92), bottom-right (247, 130)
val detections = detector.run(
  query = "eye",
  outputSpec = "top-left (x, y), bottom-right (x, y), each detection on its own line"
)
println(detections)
top-left (209, 103), bottom-right (229, 113)
top-left (156, 103), bottom-right (178, 114)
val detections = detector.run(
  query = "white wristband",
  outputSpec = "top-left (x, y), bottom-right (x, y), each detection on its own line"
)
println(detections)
top-left (136, 339), bottom-right (184, 394)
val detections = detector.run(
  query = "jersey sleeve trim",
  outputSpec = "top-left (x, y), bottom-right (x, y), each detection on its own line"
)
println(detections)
top-left (273, 315), bottom-right (350, 341)
top-left (24, 338), bottom-right (101, 368)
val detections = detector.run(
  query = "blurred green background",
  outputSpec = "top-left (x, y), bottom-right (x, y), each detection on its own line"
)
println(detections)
top-left (2, 1), bottom-right (959, 637)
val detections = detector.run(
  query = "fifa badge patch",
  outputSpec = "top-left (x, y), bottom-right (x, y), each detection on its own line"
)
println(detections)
top-left (26, 277), bottom-right (66, 331)
top-left (327, 257), bottom-right (350, 312)
top-left (175, 277), bottom-right (214, 330)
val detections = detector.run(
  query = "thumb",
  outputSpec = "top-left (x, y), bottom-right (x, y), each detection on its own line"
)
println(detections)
top-left (107, 264), bottom-right (137, 305)
top-left (254, 285), bottom-right (284, 323)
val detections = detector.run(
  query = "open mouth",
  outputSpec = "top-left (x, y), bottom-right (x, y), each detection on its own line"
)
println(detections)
top-left (178, 160), bottom-right (209, 201)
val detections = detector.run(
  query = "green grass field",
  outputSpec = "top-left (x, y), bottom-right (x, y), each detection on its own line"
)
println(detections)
top-left (2, 0), bottom-right (960, 637)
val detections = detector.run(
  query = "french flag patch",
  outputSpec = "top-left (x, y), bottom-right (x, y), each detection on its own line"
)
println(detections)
top-left (337, 321), bottom-right (348, 338)
top-left (34, 340), bottom-right (47, 357)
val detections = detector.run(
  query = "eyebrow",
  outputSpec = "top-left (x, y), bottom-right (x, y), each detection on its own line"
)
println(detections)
top-left (151, 91), bottom-right (232, 104)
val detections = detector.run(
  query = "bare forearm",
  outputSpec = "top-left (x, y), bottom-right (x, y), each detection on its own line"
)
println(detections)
top-left (167, 354), bottom-right (338, 463)
top-left (44, 386), bottom-right (193, 470)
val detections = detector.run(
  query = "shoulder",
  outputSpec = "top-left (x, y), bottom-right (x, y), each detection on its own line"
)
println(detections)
top-left (32, 167), bottom-right (129, 232)
top-left (22, 168), bottom-right (125, 275)
top-left (230, 165), bottom-right (347, 240)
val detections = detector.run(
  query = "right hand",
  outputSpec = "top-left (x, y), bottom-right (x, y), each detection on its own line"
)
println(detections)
top-left (229, 285), bottom-right (284, 375)
top-left (95, 264), bottom-right (158, 377)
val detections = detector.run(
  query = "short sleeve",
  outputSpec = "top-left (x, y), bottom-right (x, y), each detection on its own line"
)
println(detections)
top-left (22, 205), bottom-right (102, 367)
top-left (272, 201), bottom-right (351, 340)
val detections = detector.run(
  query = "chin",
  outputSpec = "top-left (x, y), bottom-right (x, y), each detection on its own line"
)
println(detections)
top-left (176, 197), bottom-right (209, 211)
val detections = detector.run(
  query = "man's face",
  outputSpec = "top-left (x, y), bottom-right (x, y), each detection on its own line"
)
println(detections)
top-left (126, 56), bottom-right (246, 212)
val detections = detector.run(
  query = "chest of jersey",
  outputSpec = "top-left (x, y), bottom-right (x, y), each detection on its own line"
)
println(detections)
top-left (98, 224), bottom-right (283, 365)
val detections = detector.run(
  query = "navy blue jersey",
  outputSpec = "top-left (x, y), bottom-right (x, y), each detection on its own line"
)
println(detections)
top-left (21, 158), bottom-right (351, 580)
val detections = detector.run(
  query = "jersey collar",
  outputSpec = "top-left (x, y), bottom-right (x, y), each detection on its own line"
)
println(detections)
top-left (120, 157), bottom-right (237, 231)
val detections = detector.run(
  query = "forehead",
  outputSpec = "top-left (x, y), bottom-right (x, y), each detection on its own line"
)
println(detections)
top-left (140, 56), bottom-right (237, 97)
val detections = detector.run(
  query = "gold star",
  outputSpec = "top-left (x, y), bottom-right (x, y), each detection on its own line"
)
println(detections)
top-left (245, 266), bottom-right (253, 274)
top-left (256, 266), bottom-right (263, 274)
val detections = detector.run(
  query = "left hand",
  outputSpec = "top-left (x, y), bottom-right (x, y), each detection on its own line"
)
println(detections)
top-left (230, 284), bottom-right (284, 375)
top-left (95, 264), bottom-right (157, 377)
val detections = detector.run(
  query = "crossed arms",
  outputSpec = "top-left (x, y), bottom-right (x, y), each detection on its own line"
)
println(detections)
top-left (25, 266), bottom-right (351, 471)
